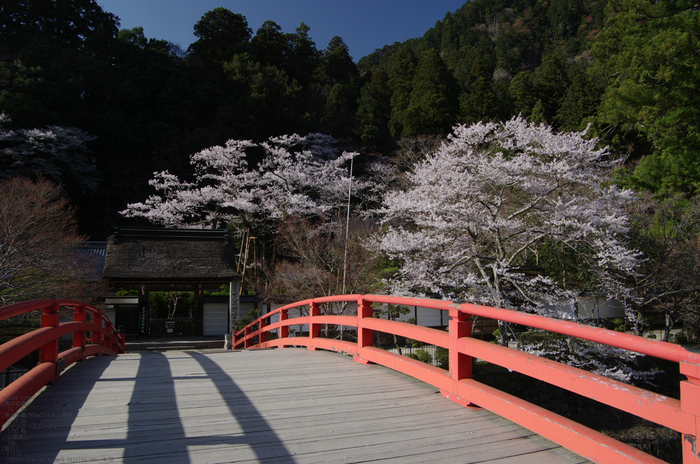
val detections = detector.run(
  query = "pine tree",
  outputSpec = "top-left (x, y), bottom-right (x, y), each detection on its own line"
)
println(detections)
top-left (402, 49), bottom-right (459, 136)
top-left (388, 45), bottom-right (417, 137)
top-left (356, 71), bottom-right (394, 153)
top-left (592, 0), bottom-right (700, 195)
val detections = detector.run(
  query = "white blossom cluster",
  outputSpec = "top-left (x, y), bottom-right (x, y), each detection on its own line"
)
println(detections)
top-left (0, 113), bottom-right (99, 190)
top-left (376, 116), bottom-right (640, 318)
top-left (122, 133), bottom-right (359, 229)
top-left (521, 335), bottom-right (662, 385)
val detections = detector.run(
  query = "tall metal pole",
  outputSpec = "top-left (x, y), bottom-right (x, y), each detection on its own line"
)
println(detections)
top-left (342, 157), bottom-right (353, 296)
top-left (341, 157), bottom-right (353, 342)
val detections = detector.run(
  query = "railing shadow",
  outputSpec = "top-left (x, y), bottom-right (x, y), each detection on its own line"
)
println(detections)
top-left (3, 355), bottom-right (115, 463)
top-left (9, 351), bottom-right (295, 463)
top-left (184, 351), bottom-right (295, 462)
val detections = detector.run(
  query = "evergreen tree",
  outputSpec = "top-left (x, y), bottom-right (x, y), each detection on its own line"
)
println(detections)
top-left (509, 70), bottom-right (536, 119)
top-left (316, 36), bottom-right (357, 84)
top-left (402, 49), bottom-right (459, 136)
top-left (554, 65), bottom-right (604, 131)
top-left (315, 37), bottom-right (360, 137)
top-left (592, 0), bottom-right (700, 195)
top-left (388, 45), bottom-right (417, 137)
top-left (356, 70), bottom-right (394, 153)
top-left (187, 8), bottom-right (252, 64)
top-left (286, 22), bottom-right (318, 87)
top-left (461, 57), bottom-right (500, 123)
top-left (531, 54), bottom-right (569, 124)
top-left (251, 20), bottom-right (288, 70)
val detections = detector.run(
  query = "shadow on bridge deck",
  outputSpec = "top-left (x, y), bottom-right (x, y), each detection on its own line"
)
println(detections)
top-left (3, 349), bottom-right (589, 463)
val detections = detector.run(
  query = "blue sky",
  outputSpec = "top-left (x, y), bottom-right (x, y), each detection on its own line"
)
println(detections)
top-left (97, 0), bottom-right (467, 61)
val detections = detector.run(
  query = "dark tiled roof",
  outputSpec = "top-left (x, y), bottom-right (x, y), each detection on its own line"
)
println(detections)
top-left (102, 227), bottom-right (237, 282)
top-left (73, 241), bottom-right (107, 281)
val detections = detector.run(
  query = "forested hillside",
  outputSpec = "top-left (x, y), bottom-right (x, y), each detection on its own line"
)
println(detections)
top-left (2, 0), bottom-right (700, 355)
top-left (357, 0), bottom-right (698, 195)
top-left (0, 2), bottom-right (363, 237)
top-left (1, 0), bottom-right (698, 238)
top-left (357, 0), bottom-right (608, 136)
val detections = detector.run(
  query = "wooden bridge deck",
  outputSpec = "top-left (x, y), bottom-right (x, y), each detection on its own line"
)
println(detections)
top-left (5, 348), bottom-right (589, 464)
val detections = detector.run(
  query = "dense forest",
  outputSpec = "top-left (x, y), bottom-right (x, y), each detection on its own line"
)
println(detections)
top-left (1, 0), bottom-right (697, 238)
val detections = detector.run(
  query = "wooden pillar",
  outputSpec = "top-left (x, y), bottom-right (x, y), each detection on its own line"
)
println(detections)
top-left (354, 298), bottom-right (374, 364)
top-left (91, 312), bottom-right (104, 348)
top-left (72, 304), bottom-right (87, 356)
top-left (259, 317), bottom-right (267, 344)
top-left (279, 308), bottom-right (289, 346)
top-left (443, 308), bottom-right (474, 408)
top-left (40, 303), bottom-right (60, 366)
top-left (244, 326), bottom-right (252, 349)
top-left (308, 302), bottom-right (320, 351)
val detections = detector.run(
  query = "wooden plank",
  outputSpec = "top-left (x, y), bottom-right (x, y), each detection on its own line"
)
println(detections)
top-left (5, 348), bottom-right (589, 463)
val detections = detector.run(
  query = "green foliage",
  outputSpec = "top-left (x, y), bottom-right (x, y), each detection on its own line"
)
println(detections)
top-left (223, 53), bottom-right (303, 138)
top-left (406, 349), bottom-right (433, 365)
top-left (234, 308), bottom-right (261, 332)
top-left (461, 76), bottom-right (500, 124)
top-left (435, 347), bottom-right (449, 370)
top-left (116, 289), bottom-right (139, 297)
top-left (4, 0), bottom-right (699, 248)
top-left (148, 292), bottom-right (195, 319)
top-left (554, 65), bottom-right (605, 131)
top-left (388, 45), bottom-right (417, 137)
top-left (356, 70), bottom-right (394, 152)
top-left (592, 0), bottom-right (700, 195)
top-left (188, 8), bottom-right (252, 63)
top-left (374, 304), bottom-right (409, 321)
top-left (402, 49), bottom-right (459, 136)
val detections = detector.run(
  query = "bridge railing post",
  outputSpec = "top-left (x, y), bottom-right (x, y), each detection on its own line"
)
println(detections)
top-left (308, 302), bottom-right (320, 351)
top-left (680, 362), bottom-right (700, 464)
top-left (354, 298), bottom-right (374, 364)
top-left (91, 313), bottom-right (103, 349)
top-left (106, 320), bottom-right (116, 353)
top-left (444, 308), bottom-right (474, 407)
top-left (73, 305), bottom-right (87, 360)
top-left (280, 308), bottom-right (289, 342)
top-left (244, 327), bottom-right (252, 348)
top-left (40, 303), bottom-right (60, 381)
top-left (259, 316), bottom-right (267, 344)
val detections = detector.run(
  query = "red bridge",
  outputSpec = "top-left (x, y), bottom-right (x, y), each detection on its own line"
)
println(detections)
top-left (1, 295), bottom-right (699, 463)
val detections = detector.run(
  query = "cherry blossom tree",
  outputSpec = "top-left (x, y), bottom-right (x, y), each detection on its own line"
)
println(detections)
top-left (122, 133), bottom-right (360, 230)
top-left (376, 116), bottom-right (640, 338)
top-left (0, 113), bottom-right (99, 191)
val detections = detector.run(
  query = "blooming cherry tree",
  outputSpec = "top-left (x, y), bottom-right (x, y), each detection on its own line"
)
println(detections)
top-left (377, 117), bottom-right (639, 326)
top-left (0, 113), bottom-right (99, 190)
top-left (122, 133), bottom-right (360, 229)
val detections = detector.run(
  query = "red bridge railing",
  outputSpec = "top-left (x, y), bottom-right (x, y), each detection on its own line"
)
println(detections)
top-left (232, 294), bottom-right (700, 464)
top-left (0, 299), bottom-right (125, 429)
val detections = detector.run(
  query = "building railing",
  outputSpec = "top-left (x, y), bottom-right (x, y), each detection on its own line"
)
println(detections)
top-left (0, 299), bottom-right (125, 430)
top-left (232, 294), bottom-right (700, 464)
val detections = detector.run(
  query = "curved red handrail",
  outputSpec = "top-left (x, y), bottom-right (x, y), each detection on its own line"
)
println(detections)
top-left (233, 294), bottom-right (700, 464)
top-left (0, 299), bottom-right (125, 430)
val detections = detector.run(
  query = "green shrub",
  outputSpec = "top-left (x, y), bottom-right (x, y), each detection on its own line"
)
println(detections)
top-left (435, 347), bottom-right (449, 369)
top-left (408, 349), bottom-right (433, 365)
